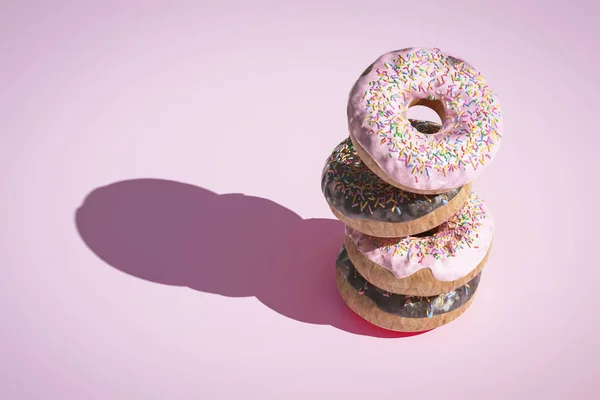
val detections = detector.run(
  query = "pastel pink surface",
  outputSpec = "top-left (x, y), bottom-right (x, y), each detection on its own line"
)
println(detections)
top-left (2, 1), bottom-right (598, 400)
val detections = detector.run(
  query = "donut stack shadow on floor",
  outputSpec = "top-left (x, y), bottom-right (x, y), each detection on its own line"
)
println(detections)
top-left (321, 47), bottom-right (502, 333)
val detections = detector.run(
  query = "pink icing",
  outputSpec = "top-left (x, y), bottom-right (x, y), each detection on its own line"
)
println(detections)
top-left (347, 47), bottom-right (502, 192)
top-left (345, 191), bottom-right (494, 282)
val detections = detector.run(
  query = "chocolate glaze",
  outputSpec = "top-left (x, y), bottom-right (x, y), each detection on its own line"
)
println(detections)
top-left (336, 245), bottom-right (480, 318)
top-left (321, 120), bottom-right (462, 223)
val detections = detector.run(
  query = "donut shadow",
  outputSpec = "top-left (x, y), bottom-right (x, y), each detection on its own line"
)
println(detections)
top-left (75, 179), bottom-right (430, 338)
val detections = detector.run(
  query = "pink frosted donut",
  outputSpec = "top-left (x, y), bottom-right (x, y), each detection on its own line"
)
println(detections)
top-left (345, 191), bottom-right (494, 282)
top-left (347, 47), bottom-right (502, 194)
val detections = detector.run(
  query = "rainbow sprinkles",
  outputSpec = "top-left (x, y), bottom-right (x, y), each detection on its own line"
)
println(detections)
top-left (322, 132), bottom-right (455, 216)
top-left (345, 191), bottom-right (494, 282)
top-left (348, 47), bottom-right (503, 192)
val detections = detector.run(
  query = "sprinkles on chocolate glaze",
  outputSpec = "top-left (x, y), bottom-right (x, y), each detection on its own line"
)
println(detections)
top-left (321, 120), bottom-right (461, 221)
top-left (357, 47), bottom-right (501, 180)
top-left (357, 191), bottom-right (486, 261)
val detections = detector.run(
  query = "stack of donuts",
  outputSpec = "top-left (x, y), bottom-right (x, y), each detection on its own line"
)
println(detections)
top-left (321, 47), bottom-right (502, 332)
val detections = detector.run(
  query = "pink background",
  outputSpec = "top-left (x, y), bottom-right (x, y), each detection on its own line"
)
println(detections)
top-left (2, 0), bottom-right (599, 398)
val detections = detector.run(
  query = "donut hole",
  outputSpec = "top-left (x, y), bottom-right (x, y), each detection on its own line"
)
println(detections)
top-left (412, 226), bottom-right (440, 238)
top-left (407, 99), bottom-right (445, 134)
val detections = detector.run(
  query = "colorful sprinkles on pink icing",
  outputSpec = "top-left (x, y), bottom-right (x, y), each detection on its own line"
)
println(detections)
top-left (361, 48), bottom-right (501, 179)
top-left (357, 191), bottom-right (486, 260)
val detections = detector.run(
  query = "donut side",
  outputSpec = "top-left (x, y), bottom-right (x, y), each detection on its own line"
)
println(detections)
top-left (345, 235), bottom-right (491, 296)
top-left (321, 130), bottom-right (472, 236)
top-left (345, 191), bottom-right (494, 282)
top-left (336, 269), bottom-right (477, 332)
top-left (335, 246), bottom-right (480, 332)
top-left (326, 182), bottom-right (470, 237)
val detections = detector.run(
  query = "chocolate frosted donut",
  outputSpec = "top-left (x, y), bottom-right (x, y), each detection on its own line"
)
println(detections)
top-left (336, 246), bottom-right (480, 332)
top-left (321, 120), bottom-right (471, 237)
top-left (337, 245), bottom-right (478, 318)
